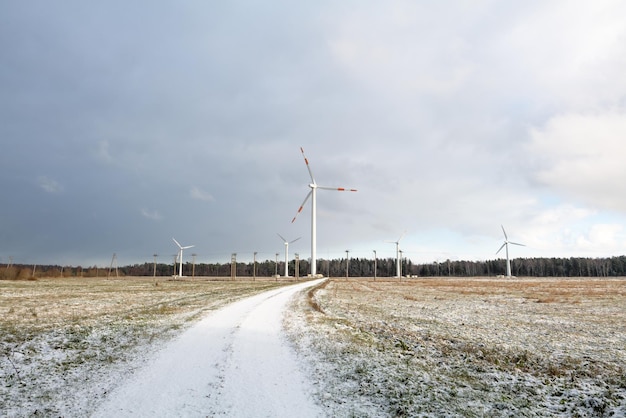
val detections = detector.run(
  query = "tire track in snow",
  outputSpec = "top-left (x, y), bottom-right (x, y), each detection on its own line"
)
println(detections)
top-left (92, 279), bottom-right (325, 418)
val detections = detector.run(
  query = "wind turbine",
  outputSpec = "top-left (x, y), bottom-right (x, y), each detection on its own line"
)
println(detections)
top-left (385, 231), bottom-right (406, 278)
top-left (496, 225), bottom-right (524, 278)
top-left (291, 147), bottom-right (357, 277)
top-left (172, 238), bottom-right (194, 277)
top-left (277, 233), bottom-right (301, 277)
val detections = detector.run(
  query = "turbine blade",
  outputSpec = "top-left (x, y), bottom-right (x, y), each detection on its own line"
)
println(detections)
top-left (496, 242), bottom-right (506, 255)
top-left (300, 147), bottom-right (315, 184)
top-left (398, 230), bottom-right (407, 242)
top-left (172, 238), bottom-right (182, 249)
top-left (291, 190), bottom-right (312, 223)
top-left (277, 233), bottom-right (287, 243)
top-left (182, 245), bottom-right (194, 249)
top-left (501, 225), bottom-right (508, 240)
top-left (509, 242), bottom-right (525, 247)
top-left (317, 185), bottom-right (358, 192)
top-left (290, 237), bottom-right (301, 244)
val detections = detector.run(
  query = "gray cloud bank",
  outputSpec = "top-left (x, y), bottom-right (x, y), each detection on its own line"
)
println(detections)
top-left (1, 1), bottom-right (626, 266)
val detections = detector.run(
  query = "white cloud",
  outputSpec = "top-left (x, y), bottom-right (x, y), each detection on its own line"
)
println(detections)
top-left (514, 203), bottom-right (626, 257)
top-left (498, 0), bottom-right (626, 109)
top-left (37, 176), bottom-right (63, 193)
top-left (141, 209), bottom-right (162, 221)
top-left (190, 186), bottom-right (215, 202)
top-left (521, 204), bottom-right (595, 251)
top-left (576, 223), bottom-right (625, 251)
top-left (527, 110), bottom-right (626, 211)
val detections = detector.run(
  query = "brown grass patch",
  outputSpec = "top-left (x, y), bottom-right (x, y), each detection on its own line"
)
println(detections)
top-left (306, 280), bottom-right (328, 313)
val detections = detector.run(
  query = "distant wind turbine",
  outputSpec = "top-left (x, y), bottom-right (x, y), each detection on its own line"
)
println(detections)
top-left (172, 238), bottom-right (194, 277)
top-left (291, 147), bottom-right (357, 277)
top-left (277, 233), bottom-right (301, 277)
top-left (385, 231), bottom-right (406, 278)
top-left (496, 225), bottom-right (525, 277)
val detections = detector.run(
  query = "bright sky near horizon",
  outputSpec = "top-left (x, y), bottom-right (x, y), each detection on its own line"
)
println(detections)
top-left (1, 1), bottom-right (626, 267)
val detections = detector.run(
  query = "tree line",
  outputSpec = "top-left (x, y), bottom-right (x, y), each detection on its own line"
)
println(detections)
top-left (2, 255), bottom-right (626, 279)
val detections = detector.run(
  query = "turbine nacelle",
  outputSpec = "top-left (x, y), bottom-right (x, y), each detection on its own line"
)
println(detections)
top-left (172, 238), bottom-right (194, 251)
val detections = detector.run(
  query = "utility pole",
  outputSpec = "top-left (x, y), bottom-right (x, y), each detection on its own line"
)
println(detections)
top-left (295, 253), bottom-right (300, 281)
top-left (153, 254), bottom-right (158, 277)
top-left (373, 250), bottom-right (377, 280)
top-left (253, 252), bottom-right (257, 281)
top-left (107, 253), bottom-right (118, 279)
top-left (191, 253), bottom-right (197, 278)
top-left (231, 253), bottom-right (237, 281)
top-left (275, 253), bottom-right (279, 280)
top-left (399, 250), bottom-right (404, 280)
top-left (345, 250), bottom-right (350, 279)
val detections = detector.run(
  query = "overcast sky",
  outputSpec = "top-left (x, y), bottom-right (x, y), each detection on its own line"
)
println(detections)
top-left (2, 1), bottom-right (626, 268)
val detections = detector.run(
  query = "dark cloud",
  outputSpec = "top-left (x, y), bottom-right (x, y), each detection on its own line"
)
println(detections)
top-left (2, 1), bottom-right (626, 266)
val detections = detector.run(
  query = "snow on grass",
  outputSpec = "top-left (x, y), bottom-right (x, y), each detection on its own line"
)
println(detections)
top-left (0, 277), bottom-right (288, 417)
top-left (3, 276), bottom-right (625, 417)
top-left (284, 277), bottom-right (626, 417)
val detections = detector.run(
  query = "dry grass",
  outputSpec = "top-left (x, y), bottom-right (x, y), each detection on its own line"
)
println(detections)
top-left (289, 277), bottom-right (626, 417)
top-left (4, 276), bottom-right (626, 416)
top-left (1, 276), bottom-right (288, 330)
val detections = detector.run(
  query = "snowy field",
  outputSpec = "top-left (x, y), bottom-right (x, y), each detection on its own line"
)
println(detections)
top-left (0, 277), bottom-right (290, 416)
top-left (286, 277), bottom-right (626, 417)
top-left (2, 276), bottom-right (625, 417)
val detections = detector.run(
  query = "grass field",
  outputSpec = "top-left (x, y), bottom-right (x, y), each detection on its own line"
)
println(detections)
top-left (0, 276), bottom-right (291, 416)
top-left (286, 277), bottom-right (626, 417)
top-left (2, 276), bottom-right (625, 417)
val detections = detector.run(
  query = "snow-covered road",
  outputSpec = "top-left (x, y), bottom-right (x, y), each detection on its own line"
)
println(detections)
top-left (92, 279), bottom-right (325, 418)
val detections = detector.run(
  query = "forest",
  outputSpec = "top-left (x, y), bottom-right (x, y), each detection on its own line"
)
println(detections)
top-left (2, 255), bottom-right (626, 279)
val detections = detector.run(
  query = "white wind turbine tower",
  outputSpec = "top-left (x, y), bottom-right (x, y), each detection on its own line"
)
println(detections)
top-left (292, 147), bottom-right (357, 277)
top-left (277, 233), bottom-right (301, 277)
top-left (496, 225), bottom-right (525, 278)
top-left (172, 238), bottom-right (194, 277)
top-left (385, 231), bottom-right (406, 278)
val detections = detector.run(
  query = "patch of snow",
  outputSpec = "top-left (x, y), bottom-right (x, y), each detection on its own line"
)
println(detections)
top-left (92, 279), bottom-right (325, 417)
